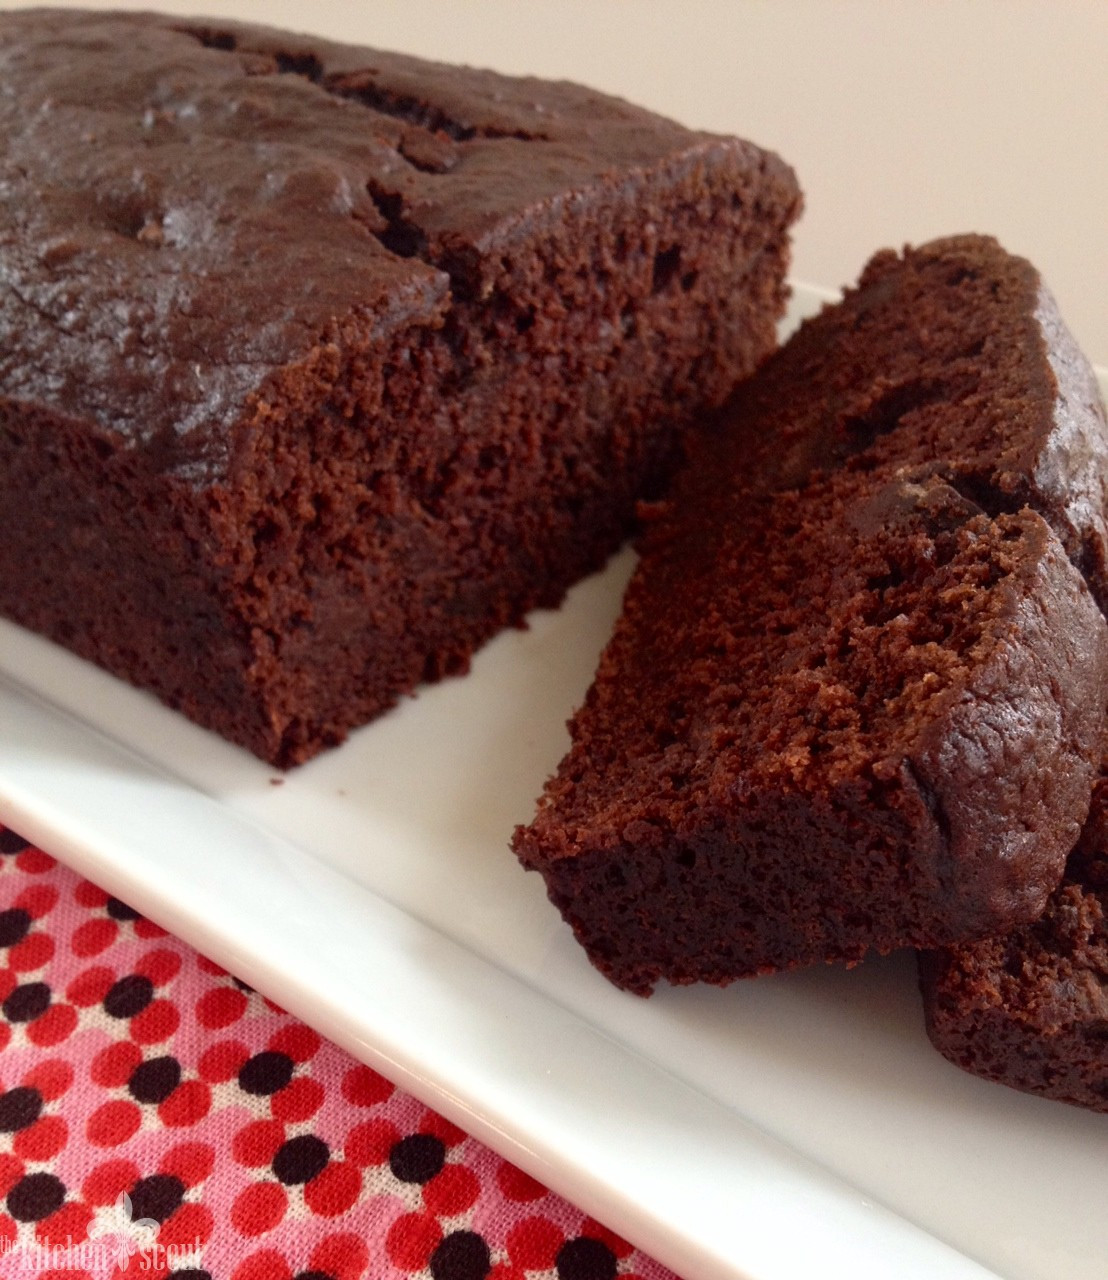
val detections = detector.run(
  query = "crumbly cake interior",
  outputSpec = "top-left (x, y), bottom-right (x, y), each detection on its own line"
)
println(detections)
top-left (195, 156), bottom-right (789, 764)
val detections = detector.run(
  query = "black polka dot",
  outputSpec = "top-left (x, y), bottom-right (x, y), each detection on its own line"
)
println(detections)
top-left (0, 909), bottom-right (31, 948)
top-left (103, 974), bottom-right (154, 1019)
top-left (106, 897), bottom-right (141, 921)
top-left (129, 1173), bottom-right (185, 1224)
top-left (7, 1172), bottom-right (65, 1222)
top-left (0, 1087), bottom-right (42, 1133)
top-left (232, 977), bottom-right (254, 994)
top-left (389, 1133), bottom-right (446, 1184)
top-left (168, 1272), bottom-right (213, 1280)
top-left (237, 1051), bottom-right (294, 1096)
top-left (128, 1056), bottom-right (181, 1104)
top-left (430, 1230), bottom-right (492, 1280)
top-left (556, 1237), bottom-right (618, 1280)
top-left (3, 981), bottom-right (51, 1023)
top-left (272, 1135), bottom-right (329, 1185)
top-left (292, 1274), bottom-right (334, 1280)
top-left (0, 832), bottom-right (29, 855)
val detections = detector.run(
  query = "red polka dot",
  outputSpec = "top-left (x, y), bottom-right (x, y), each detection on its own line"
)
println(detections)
top-left (14, 1115), bottom-right (67, 1161)
top-left (74, 880), bottom-right (108, 908)
top-left (86, 1099), bottom-right (142, 1147)
top-left (196, 955), bottom-right (227, 977)
top-left (419, 1109), bottom-right (466, 1147)
top-left (231, 1182), bottom-right (287, 1237)
top-left (506, 1217), bottom-right (564, 1271)
top-left (196, 986), bottom-right (247, 1029)
top-left (133, 918), bottom-right (167, 939)
top-left (345, 1118), bottom-right (400, 1167)
top-left (67, 965), bottom-right (115, 1007)
top-left (71, 917), bottom-right (118, 958)
top-left (160, 1201), bottom-right (213, 1249)
top-left (580, 1218), bottom-right (634, 1258)
top-left (160, 1141), bottom-right (215, 1188)
top-left (42, 1271), bottom-right (92, 1280)
top-left (0, 1024), bottom-right (10, 1053)
top-left (0, 1212), bottom-right (16, 1247)
top-left (386, 1211), bottom-right (442, 1271)
top-left (83, 1159), bottom-right (139, 1205)
top-left (23, 1058), bottom-right (73, 1101)
top-left (198, 1039), bottom-right (249, 1083)
top-left (310, 1234), bottom-right (370, 1280)
top-left (92, 1040), bottom-right (142, 1088)
top-left (0, 967), bottom-right (15, 1003)
top-left (158, 1079), bottom-right (210, 1127)
top-left (270, 1076), bottom-right (325, 1123)
top-left (263, 996), bottom-right (285, 1015)
top-left (232, 1119), bottom-right (285, 1168)
top-left (36, 1201), bottom-right (93, 1247)
top-left (304, 1160), bottom-right (362, 1217)
top-left (135, 948), bottom-right (182, 986)
top-left (130, 998), bottom-right (179, 1044)
top-left (232, 1251), bottom-right (291, 1280)
top-left (341, 1064), bottom-right (394, 1107)
top-left (9, 932), bottom-right (53, 972)
top-left (496, 1160), bottom-right (548, 1203)
top-left (423, 1163), bottom-right (480, 1216)
top-left (268, 1023), bottom-right (321, 1063)
top-left (14, 883), bottom-right (58, 919)
top-left (15, 848), bottom-right (54, 875)
top-left (28, 1003), bottom-right (77, 1047)
top-left (0, 1154), bottom-right (25, 1197)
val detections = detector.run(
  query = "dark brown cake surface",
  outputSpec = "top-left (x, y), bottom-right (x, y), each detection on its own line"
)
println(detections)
top-left (514, 236), bottom-right (1108, 994)
top-left (0, 9), bottom-right (801, 764)
top-left (919, 771), bottom-right (1108, 1113)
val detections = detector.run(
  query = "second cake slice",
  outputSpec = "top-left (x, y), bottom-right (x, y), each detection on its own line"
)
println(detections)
top-left (514, 236), bottom-right (1108, 994)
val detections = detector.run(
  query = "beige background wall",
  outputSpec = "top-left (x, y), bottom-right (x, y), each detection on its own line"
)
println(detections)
top-left (5, 0), bottom-right (1104, 362)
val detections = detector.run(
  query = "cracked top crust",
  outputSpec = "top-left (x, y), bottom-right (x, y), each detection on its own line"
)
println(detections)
top-left (0, 9), bottom-right (792, 467)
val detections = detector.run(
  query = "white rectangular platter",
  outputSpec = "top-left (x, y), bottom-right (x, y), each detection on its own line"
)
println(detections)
top-left (1, 285), bottom-right (1105, 1280)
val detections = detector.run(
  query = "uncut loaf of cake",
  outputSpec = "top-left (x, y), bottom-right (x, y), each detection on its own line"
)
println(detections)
top-left (0, 11), bottom-right (801, 766)
top-left (920, 767), bottom-right (1108, 1113)
top-left (514, 236), bottom-right (1108, 995)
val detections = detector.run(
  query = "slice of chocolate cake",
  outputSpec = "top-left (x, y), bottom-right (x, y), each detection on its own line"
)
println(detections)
top-left (919, 770), bottom-right (1108, 1113)
top-left (514, 236), bottom-right (1108, 994)
top-left (0, 10), bottom-right (800, 766)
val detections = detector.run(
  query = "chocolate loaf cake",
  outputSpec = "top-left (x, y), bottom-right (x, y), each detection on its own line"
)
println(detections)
top-left (0, 11), bottom-right (800, 766)
top-left (920, 770), bottom-right (1108, 1113)
top-left (514, 236), bottom-right (1108, 994)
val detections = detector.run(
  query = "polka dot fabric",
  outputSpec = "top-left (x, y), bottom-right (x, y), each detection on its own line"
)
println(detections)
top-left (0, 825), bottom-right (679, 1280)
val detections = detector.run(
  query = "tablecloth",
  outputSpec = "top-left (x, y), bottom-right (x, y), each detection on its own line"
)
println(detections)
top-left (0, 821), bottom-right (678, 1280)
